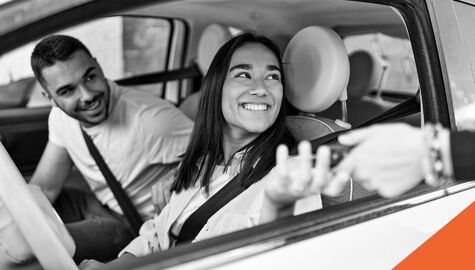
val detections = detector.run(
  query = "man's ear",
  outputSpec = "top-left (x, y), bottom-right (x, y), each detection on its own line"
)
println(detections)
top-left (93, 57), bottom-right (105, 73)
top-left (41, 90), bottom-right (50, 99)
top-left (41, 90), bottom-right (57, 107)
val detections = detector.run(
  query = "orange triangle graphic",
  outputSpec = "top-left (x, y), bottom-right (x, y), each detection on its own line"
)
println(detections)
top-left (394, 201), bottom-right (475, 270)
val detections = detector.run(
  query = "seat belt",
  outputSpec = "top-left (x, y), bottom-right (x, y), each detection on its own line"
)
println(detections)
top-left (290, 95), bottom-right (421, 154)
top-left (115, 65), bottom-right (201, 86)
top-left (175, 173), bottom-right (244, 244)
top-left (81, 128), bottom-right (143, 236)
top-left (176, 96), bottom-right (420, 243)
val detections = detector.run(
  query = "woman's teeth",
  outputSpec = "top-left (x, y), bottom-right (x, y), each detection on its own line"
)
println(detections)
top-left (242, 104), bottom-right (268, 111)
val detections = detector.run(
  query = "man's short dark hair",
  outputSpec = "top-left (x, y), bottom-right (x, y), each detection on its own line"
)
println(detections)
top-left (31, 35), bottom-right (92, 88)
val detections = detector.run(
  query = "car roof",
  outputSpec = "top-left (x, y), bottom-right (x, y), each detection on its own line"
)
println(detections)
top-left (124, 0), bottom-right (408, 39)
top-left (0, 0), bottom-right (408, 47)
top-left (0, 0), bottom-right (92, 35)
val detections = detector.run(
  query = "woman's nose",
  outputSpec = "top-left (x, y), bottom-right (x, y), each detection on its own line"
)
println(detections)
top-left (248, 79), bottom-right (268, 96)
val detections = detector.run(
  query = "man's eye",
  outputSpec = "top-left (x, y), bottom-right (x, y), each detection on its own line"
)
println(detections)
top-left (85, 74), bottom-right (97, 82)
top-left (57, 88), bottom-right (73, 96)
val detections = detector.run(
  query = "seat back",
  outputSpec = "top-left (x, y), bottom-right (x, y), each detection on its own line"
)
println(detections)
top-left (318, 50), bottom-right (396, 126)
top-left (283, 27), bottom-right (374, 206)
top-left (179, 24), bottom-right (232, 120)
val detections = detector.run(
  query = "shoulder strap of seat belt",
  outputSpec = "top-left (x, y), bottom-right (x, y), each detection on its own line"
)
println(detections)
top-left (81, 128), bottom-right (143, 236)
top-left (176, 173), bottom-right (244, 245)
top-left (290, 95), bottom-right (421, 154)
top-left (178, 96), bottom-right (420, 242)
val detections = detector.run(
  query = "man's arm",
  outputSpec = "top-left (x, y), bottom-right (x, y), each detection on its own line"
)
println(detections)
top-left (29, 141), bottom-right (73, 203)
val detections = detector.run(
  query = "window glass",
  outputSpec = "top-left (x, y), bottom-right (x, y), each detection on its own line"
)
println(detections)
top-left (0, 16), bottom-right (171, 109)
top-left (122, 17), bottom-right (171, 97)
top-left (344, 33), bottom-right (419, 97)
top-left (452, 1), bottom-right (475, 129)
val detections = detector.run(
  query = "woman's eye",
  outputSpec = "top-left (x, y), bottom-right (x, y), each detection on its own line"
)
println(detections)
top-left (235, 72), bottom-right (251, 79)
top-left (266, 73), bottom-right (281, 81)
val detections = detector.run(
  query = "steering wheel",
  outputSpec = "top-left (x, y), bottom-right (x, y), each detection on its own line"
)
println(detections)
top-left (0, 143), bottom-right (77, 269)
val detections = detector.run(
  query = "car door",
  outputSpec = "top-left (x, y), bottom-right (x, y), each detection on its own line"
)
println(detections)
top-left (0, 106), bottom-right (50, 175)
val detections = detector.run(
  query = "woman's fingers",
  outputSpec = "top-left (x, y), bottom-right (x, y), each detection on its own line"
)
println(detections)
top-left (274, 141), bottom-right (353, 198)
top-left (276, 144), bottom-right (289, 178)
top-left (298, 140), bottom-right (312, 173)
top-left (310, 145), bottom-right (331, 192)
top-left (290, 141), bottom-right (312, 192)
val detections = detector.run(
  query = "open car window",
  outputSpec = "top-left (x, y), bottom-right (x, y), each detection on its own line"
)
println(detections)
top-left (344, 33), bottom-right (419, 99)
top-left (0, 0), bottom-right (474, 269)
top-left (112, 0), bottom-right (470, 268)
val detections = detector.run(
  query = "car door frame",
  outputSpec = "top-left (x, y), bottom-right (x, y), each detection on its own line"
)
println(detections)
top-left (95, 0), bottom-right (475, 268)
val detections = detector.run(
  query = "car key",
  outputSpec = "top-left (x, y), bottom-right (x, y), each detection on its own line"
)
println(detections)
top-left (327, 143), bottom-right (352, 167)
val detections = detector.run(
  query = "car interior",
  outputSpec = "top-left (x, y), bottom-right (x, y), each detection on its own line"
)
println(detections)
top-left (0, 0), bottom-right (438, 268)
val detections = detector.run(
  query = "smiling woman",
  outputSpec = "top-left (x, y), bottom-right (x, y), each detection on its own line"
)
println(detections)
top-left (3, 0), bottom-right (475, 269)
top-left (78, 32), bottom-right (324, 269)
top-left (222, 43), bottom-right (283, 139)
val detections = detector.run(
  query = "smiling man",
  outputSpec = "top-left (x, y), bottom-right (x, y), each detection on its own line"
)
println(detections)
top-left (28, 35), bottom-right (193, 263)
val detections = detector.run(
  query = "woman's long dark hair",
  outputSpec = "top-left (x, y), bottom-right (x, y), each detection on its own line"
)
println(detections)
top-left (172, 32), bottom-right (294, 193)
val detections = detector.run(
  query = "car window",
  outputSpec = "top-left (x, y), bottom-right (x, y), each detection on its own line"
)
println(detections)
top-left (0, 15), bottom-right (175, 109)
top-left (450, 0), bottom-right (475, 129)
top-left (344, 33), bottom-right (419, 98)
top-left (3, 0), bottom-right (469, 269)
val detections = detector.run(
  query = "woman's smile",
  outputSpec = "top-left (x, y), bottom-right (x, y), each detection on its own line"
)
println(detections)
top-left (222, 42), bottom-right (283, 138)
top-left (240, 103), bottom-right (271, 111)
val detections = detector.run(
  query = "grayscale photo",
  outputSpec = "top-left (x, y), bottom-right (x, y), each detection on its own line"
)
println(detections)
top-left (0, 0), bottom-right (474, 269)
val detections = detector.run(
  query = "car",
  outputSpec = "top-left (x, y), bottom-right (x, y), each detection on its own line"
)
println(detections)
top-left (0, 0), bottom-right (474, 269)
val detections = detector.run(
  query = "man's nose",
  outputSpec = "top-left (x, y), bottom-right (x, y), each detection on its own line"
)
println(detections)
top-left (78, 85), bottom-right (95, 102)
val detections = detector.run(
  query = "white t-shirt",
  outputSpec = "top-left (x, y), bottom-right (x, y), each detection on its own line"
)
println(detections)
top-left (48, 80), bottom-right (193, 218)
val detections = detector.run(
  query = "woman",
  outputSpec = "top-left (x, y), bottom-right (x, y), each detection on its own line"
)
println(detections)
top-left (79, 32), bottom-right (323, 269)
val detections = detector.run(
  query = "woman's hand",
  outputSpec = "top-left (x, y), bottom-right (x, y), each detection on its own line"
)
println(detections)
top-left (261, 141), bottom-right (333, 223)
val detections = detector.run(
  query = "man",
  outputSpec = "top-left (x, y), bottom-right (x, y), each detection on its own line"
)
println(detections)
top-left (29, 35), bottom-right (193, 262)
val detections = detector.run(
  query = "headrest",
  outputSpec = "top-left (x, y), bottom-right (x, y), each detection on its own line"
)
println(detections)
top-left (347, 51), bottom-right (373, 98)
top-left (347, 50), bottom-right (390, 99)
top-left (197, 24), bottom-right (232, 75)
top-left (283, 26), bottom-right (350, 113)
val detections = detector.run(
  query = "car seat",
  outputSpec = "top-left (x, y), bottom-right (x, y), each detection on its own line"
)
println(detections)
top-left (317, 50), bottom-right (397, 127)
top-left (283, 26), bottom-right (374, 206)
top-left (283, 26), bottom-right (351, 141)
top-left (178, 24), bottom-right (232, 120)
